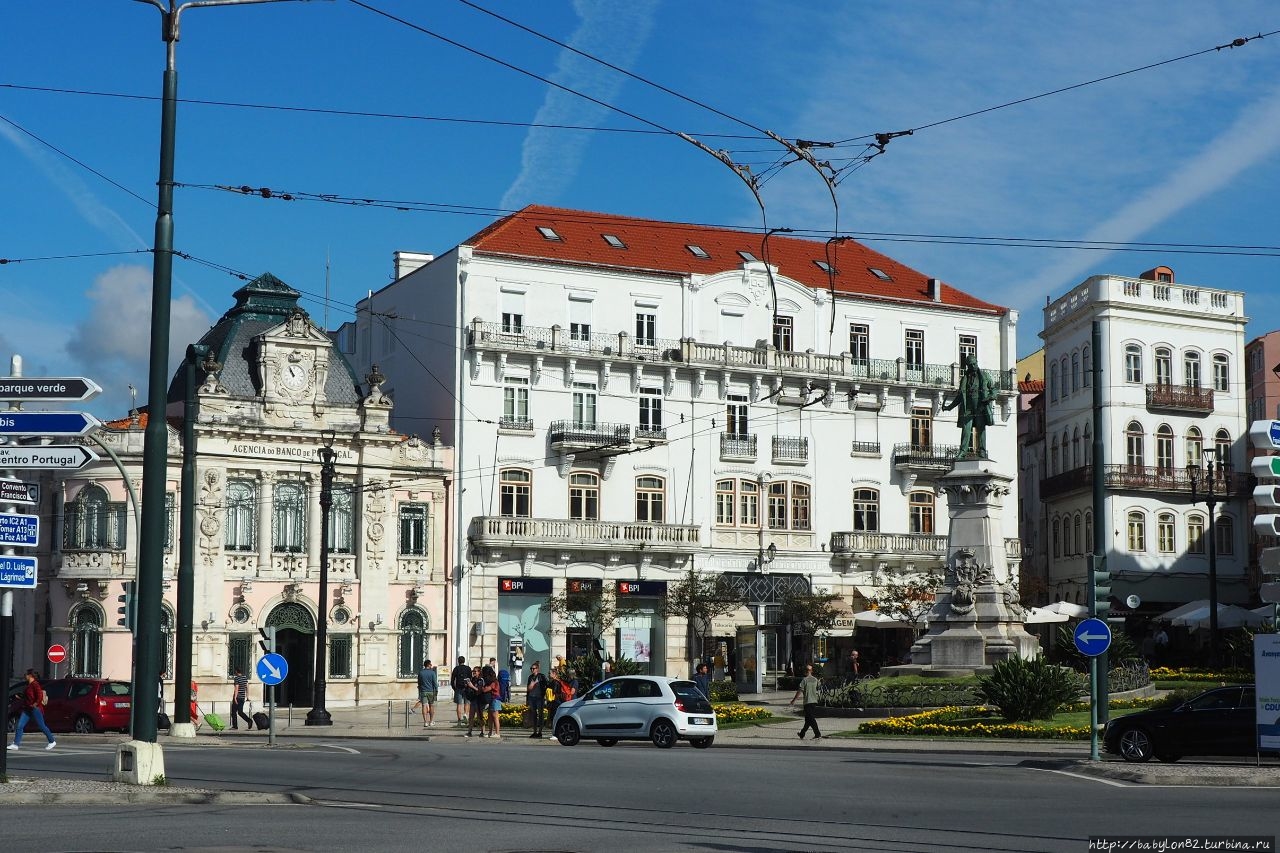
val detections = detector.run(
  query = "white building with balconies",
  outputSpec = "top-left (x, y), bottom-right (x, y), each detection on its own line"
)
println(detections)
top-left (1037, 265), bottom-right (1249, 616)
top-left (354, 206), bottom-right (1021, 681)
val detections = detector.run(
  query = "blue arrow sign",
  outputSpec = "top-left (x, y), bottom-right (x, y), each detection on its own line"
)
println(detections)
top-left (0, 555), bottom-right (38, 589)
top-left (0, 411), bottom-right (101, 436)
top-left (0, 513), bottom-right (39, 547)
top-left (1073, 618), bottom-right (1113, 657)
top-left (256, 653), bottom-right (289, 685)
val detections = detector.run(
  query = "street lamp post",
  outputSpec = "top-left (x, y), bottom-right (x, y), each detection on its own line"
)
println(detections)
top-left (1188, 447), bottom-right (1232, 668)
top-left (306, 428), bottom-right (336, 726)
top-left (127, 0), bottom-right (326, 747)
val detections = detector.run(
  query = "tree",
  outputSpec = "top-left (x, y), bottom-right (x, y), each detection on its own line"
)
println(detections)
top-left (661, 567), bottom-right (745, 666)
top-left (778, 589), bottom-right (844, 673)
top-left (869, 571), bottom-right (942, 634)
top-left (541, 588), bottom-right (636, 650)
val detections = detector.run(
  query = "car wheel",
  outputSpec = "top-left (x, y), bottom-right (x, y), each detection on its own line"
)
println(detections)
top-left (596, 738), bottom-right (618, 747)
top-left (689, 736), bottom-right (714, 749)
top-left (73, 715), bottom-right (96, 734)
top-left (554, 718), bottom-right (581, 747)
top-left (650, 719), bottom-right (677, 749)
top-left (1117, 727), bottom-right (1154, 762)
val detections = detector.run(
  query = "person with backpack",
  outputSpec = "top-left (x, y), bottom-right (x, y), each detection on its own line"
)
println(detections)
top-left (7, 669), bottom-right (55, 751)
top-left (450, 656), bottom-right (471, 727)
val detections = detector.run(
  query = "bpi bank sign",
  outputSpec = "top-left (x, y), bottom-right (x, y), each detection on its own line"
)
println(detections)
top-left (1255, 634), bottom-right (1280, 751)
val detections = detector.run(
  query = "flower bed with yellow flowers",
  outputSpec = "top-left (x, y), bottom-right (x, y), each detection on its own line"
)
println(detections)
top-left (1148, 667), bottom-right (1252, 683)
top-left (857, 707), bottom-right (1088, 740)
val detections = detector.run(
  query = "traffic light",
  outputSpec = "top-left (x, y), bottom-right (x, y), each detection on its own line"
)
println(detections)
top-left (117, 581), bottom-right (136, 631)
top-left (1089, 556), bottom-right (1111, 619)
top-left (258, 626), bottom-right (276, 655)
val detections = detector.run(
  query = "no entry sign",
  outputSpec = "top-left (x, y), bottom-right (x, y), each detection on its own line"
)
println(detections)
top-left (47, 644), bottom-right (67, 664)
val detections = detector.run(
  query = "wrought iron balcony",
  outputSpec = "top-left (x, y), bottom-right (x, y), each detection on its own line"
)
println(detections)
top-left (1041, 464), bottom-right (1252, 498)
top-left (470, 516), bottom-right (700, 553)
top-left (850, 441), bottom-right (881, 455)
top-left (720, 433), bottom-right (757, 461)
top-left (891, 443), bottom-right (963, 472)
top-left (771, 435), bottom-right (809, 463)
top-left (548, 421), bottom-right (631, 454)
top-left (636, 426), bottom-right (668, 442)
top-left (1145, 383), bottom-right (1214, 413)
top-left (1040, 466), bottom-right (1093, 499)
top-left (498, 415), bottom-right (534, 432)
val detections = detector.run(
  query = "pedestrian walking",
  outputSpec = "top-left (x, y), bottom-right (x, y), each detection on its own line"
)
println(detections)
top-left (450, 656), bottom-right (471, 726)
top-left (789, 663), bottom-right (822, 740)
top-left (230, 668), bottom-right (252, 730)
top-left (692, 662), bottom-right (712, 700)
top-left (7, 669), bottom-right (56, 751)
top-left (411, 659), bottom-right (438, 728)
top-left (525, 660), bottom-right (548, 738)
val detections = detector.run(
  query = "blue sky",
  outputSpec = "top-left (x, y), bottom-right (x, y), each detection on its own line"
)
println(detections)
top-left (3, 1), bottom-right (1279, 417)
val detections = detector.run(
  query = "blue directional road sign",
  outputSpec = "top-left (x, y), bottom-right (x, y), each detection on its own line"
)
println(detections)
top-left (0, 555), bottom-right (38, 589)
top-left (0, 411), bottom-right (101, 436)
top-left (256, 653), bottom-right (289, 685)
top-left (0, 513), bottom-right (39, 547)
top-left (1073, 618), bottom-right (1113, 657)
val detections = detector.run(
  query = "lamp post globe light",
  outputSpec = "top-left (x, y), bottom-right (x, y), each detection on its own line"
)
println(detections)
top-left (1188, 447), bottom-right (1232, 668)
top-left (307, 429), bottom-right (337, 726)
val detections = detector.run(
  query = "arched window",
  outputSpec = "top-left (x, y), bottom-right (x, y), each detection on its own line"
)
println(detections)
top-left (568, 472), bottom-right (599, 521)
top-left (1184, 351), bottom-right (1201, 387)
top-left (909, 491), bottom-right (935, 534)
top-left (1083, 423), bottom-right (1092, 466)
top-left (1050, 436), bottom-right (1060, 476)
top-left (853, 488), bottom-right (879, 532)
top-left (1187, 514), bottom-right (1206, 554)
top-left (1082, 344), bottom-right (1092, 386)
top-left (1214, 429), bottom-right (1232, 465)
top-left (1125, 421), bottom-right (1145, 469)
top-left (1072, 513), bottom-right (1083, 555)
top-left (499, 468), bottom-right (532, 518)
top-left (63, 484), bottom-right (126, 550)
top-left (1084, 511), bottom-right (1093, 551)
top-left (70, 603), bottom-right (103, 678)
top-left (397, 607), bottom-right (429, 678)
top-left (1215, 516), bottom-right (1235, 556)
top-left (1127, 511), bottom-right (1146, 552)
top-left (1072, 427), bottom-right (1081, 470)
top-left (1049, 361), bottom-right (1059, 402)
top-left (272, 481), bottom-right (306, 553)
top-left (635, 476), bottom-right (665, 522)
top-left (1154, 347), bottom-right (1173, 386)
top-left (1157, 512), bottom-right (1176, 553)
top-left (1124, 344), bottom-right (1143, 383)
top-left (1213, 353), bottom-right (1230, 392)
top-left (329, 485), bottom-right (355, 554)
top-left (161, 605), bottom-right (175, 679)
top-left (225, 479), bottom-right (257, 551)
top-left (1071, 352), bottom-right (1080, 393)
top-left (1186, 426), bottom-right (1203, 468)
top-left (1051, 517), bottom-right (1061, 558)
top-left (1156, 424), bottom-right (1174, 473)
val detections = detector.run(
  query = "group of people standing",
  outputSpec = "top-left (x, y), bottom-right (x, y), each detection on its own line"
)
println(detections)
top-left (440, 656), bottom-right (506, 738)
top-left (520, 656), bottom-right (579, 739)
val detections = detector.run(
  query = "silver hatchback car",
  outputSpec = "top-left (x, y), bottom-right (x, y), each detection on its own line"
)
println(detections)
top-left (552, 676), bottom-right (717, 749)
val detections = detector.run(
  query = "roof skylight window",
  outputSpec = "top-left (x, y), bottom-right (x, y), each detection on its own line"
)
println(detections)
top-left (686, 244), bottom-right (710, 259)
top-left (602, 234), bottom-right (626, 249)
top-left (814, 260), bottom-right (834, 273)
top-left (537, 226), bottom-right (563, 241)
top-left (868, 267), bottom-right (892, 281)
top-left (737, 250), bottom-right (759, 262)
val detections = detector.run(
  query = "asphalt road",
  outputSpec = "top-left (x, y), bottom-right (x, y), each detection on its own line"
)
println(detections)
top-left (4, 736), bottom-right (1277, 852)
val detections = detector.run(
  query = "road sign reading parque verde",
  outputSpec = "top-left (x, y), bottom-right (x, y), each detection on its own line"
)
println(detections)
top-left (1073, 618), bottom-right (1112, 657)
top-left (0, 479), bottom-right (40, 505)
top-left (0, 554), bottom-right (38, 589)
top-left (256, 653), bottom-right (288, 685)
top-left (0, 513), bottom-right (39, 547)
top-left (0, 411), bottom-right (101, 436)
top-left (0, 377), bottom-right (101, 402)
top-left (0, 445), bottom-right (99, 470)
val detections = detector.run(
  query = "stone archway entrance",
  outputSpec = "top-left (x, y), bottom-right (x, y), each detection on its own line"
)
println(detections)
top-left (265, 602), bottom-right (314, 708)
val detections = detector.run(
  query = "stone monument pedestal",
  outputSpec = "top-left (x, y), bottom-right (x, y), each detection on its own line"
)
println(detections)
top-left (887, 458), bottom-right (1038, 677)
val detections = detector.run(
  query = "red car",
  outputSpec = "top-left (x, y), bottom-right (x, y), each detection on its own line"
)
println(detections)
top-left (7, 678), bottom-right (132, 734)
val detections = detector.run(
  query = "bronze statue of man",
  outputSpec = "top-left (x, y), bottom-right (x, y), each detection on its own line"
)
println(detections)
top-left (942, 355), bottom-right (997, 458)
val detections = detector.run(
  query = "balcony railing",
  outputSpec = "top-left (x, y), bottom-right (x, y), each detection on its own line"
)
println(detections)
top-left (891, 443), bottom-right (964, 471)
top-left (548, 420), bottom-right (631, 451)
top-left (1039, 466), bottom-right (1093, 499)
top-left (635, 426), bottom-right (668, 442)
top-left (498, 415), bottom-right (534, 432)
top-left (829, 532), bottom-right (948, 556)
top-left (772, 435), bottom-right (809, 463)
top-left (850, 441), bottom-right (881, 455)
top-left (471, 516), bottom-right (700, 551)
top-left (720, 433), bottom-right (757, 460)
top-left (1041, 464), bottom-right (1252, 498)
top-left (1145, 383), bottom-right (1214, 412)
top-left (469, 319), bottom-right (1017, 392)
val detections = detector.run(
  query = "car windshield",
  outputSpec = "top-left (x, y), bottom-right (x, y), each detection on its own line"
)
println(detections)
top-left (585, 681), bottom-right (619, 701)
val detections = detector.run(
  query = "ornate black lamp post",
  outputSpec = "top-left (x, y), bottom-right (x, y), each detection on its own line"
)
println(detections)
top-left (306, 429), bottom-right (336, 726)
top-left (1188, 447), bottom-right (1232, 668)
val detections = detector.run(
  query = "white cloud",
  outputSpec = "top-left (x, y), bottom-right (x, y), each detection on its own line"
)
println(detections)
top-left (499, 0), bottom-right (660, 209)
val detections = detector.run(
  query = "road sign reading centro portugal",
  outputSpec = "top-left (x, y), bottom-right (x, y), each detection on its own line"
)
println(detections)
top-left (0, 377), bottom-right (101, 402)
top-left (256, 653), bottom-right (288, 685)
top-left (0, 555), bottom-right (38, 589)
top-left (0, 446), bottom-right (98, 470)
top-left (47, 644), bottom-right (67, 664)
top-left (1073, 618), bottom-right (1112, 657)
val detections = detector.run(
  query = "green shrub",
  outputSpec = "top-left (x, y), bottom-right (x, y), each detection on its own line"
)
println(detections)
top-left (977, 655), bottom-right (1082, 722)
top-left (709, 680), bottom-right (738, 702)
top-left (1150, 688), bottom-right (1201, 710)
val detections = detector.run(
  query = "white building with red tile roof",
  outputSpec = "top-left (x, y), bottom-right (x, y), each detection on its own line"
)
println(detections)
top-left (354, 205), bottom-right (1021, 683)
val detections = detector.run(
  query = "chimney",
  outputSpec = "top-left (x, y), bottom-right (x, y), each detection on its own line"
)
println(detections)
top-left (927, 278), bottom-right (942, 302)
top-left (393, 251), bottom-right (434, 280)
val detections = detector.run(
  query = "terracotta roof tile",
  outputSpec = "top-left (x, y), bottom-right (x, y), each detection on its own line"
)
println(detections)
top-left (463, 205), bottom-right (1007, 315)
top-left (1019, 379), bottom-right (1045, 393)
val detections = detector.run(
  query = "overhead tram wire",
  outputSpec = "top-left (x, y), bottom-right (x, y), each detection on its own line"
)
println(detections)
top-left (0, 112), bottom-right (155, 209)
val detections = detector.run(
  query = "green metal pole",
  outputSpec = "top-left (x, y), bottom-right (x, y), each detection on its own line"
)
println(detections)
top-left (175, 345), bottom-right (206, 726)
top-left (133, 37), bottom-right (179, 743)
